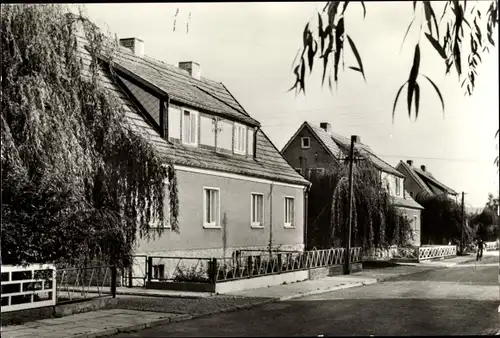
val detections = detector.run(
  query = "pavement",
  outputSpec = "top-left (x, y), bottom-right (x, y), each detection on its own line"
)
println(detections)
top-left (1, 252), bottom-right (496, 338)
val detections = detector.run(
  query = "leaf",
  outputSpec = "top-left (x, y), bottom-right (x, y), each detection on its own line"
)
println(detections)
top-left (407, 44), bottom-right (421, 117)
top-left (400, 18), bottom-right (415, 52)
top-left (333, 17), bottom-right (345, 82)
top-left (413, 1), bottom-right (417, 12)
top-left (290, 47), bottom-right (301, 73)
top-left (300, 58), bottom-right (306, 94)
top-left (360, 1), bottom-right (366, 19)
top-left (341, 1), bottom-right (349, 15)
top-left (414, 81), bottom-right (420, 120)
top-left (392, 81), bottom-right (408, 122)
top-left (308, 40), bottom-right (318, 71)
top-left (425, 33), bottom-right (447, 59)
top-left (440, 1), bottom-right (449, 23)
top-left (346, 34), bottom-right (366, 81)
top-left (453, 44), bottom-right (462, 77)
top-left (422, 74), bottom-right (445, 115)
top-left (303, 23), bottom-right (310, 47)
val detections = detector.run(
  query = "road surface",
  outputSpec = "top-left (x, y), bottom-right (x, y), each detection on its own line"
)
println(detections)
top-left (115, 256), bottom-right (500, 336)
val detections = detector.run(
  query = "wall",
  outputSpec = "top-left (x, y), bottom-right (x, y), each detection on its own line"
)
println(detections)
top-left (396, 207), bottom-right (421, 246)
top-left (135, 169), bottom-right (305, 257)
top-left (381, 171), bottom-right (404, 197)
top-left (282, 126), bottom-right (335, 175)
top-left (397, 165), bottom-right (425, 199)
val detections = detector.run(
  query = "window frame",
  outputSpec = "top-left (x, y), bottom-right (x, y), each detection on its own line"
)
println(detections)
top-left (234, 123), bottom-right (247, 155)
top-left (301, 137), bottom-right (310, 149)
top-left (149, 178), bottom-right (171, 229)
top-left (284, 196), bottom-right (295, 228)
top-left (203, 187), bottom-right (221, 229)
top-left (250, 192), bottom-right (265, 228)
top-left (181, 108), bottom-right (199, 146)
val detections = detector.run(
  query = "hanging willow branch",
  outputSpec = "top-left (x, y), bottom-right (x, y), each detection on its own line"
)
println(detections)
top-left (1, 4), bottom-right (179, 268)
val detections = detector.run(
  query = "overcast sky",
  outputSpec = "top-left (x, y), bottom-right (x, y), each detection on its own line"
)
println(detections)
top-left (77, 2), bottom-right (499, 208)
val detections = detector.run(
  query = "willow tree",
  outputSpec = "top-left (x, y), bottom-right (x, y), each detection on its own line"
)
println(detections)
top-left (290, 1), bottom-right (499, 166)
top-left (1, 4), bottom-right (179, 268)
top-left (307, 158), bottom-right (413, 251)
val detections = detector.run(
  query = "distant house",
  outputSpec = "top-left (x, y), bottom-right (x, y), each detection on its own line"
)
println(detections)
top-left (396, 160), bottom-right (458, 200)
top-left (281, 121), bottom-right (423, 246)
top-left (75, 31), bottom-right (311, 262)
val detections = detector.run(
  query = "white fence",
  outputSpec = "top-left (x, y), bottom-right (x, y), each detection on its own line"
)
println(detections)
top-left (485, 240), bottom-right (499, 251)
top-left (1, 264), bottom-right (56, 313)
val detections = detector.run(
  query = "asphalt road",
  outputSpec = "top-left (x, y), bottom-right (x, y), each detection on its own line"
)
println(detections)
top-left (116, 256), bottom-right (500, 337)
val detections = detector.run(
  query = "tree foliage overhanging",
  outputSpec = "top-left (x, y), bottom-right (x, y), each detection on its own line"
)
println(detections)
top-left (290, 1), bottom-right (499, 167)
top-left (1, 4), bottom-right (179, 267)
top-left (307, 159), bottom-right (414, 250)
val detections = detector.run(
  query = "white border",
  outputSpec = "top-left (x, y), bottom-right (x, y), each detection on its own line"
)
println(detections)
top-left (284, 196), bottom-right (295, 228)
top-left (203, 186), bottom-right (221, 229)
top-left (301, 137), bottom-right (311, 149)
top-left (181, 108), bottom-right (199, 146)
top-left (174, 165), bottom-right (307, 190)
top-left (234, 122), bottom-right (247, 155)
top-left (250, 192), bottom-right (265, 228)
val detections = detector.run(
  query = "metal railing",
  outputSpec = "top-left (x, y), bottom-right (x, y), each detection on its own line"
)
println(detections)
top-left (485, 240), bottom-right (499, 251)
top-left (418, 245), bottom-right (457, 261)
top-left (56, 265), bottom-right (116, 304)
top-left (215, 247), bottom-right (362, 282)
top-left (146, 256), bottom-right (212, 283)
top-left (1, 264), bottom-right (57, 313)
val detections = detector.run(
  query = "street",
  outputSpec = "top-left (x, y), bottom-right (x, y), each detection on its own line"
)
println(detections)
top-left (115, 256), bottom-right (499, 337)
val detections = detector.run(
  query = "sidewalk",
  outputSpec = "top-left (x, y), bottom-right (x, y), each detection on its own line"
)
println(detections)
top-left (1, 254), bottom-right (490, 338)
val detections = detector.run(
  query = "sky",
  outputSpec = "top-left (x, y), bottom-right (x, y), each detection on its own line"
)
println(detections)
top-left (76, 2), bottom-right (499, 208)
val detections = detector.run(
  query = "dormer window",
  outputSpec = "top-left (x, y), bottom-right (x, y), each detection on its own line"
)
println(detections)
top-left (182, 109), bottom-right (198, 146)
top-left (234, 123), bottom-right (247, 155)
top-left (301, 137), bottom-right (310, 149)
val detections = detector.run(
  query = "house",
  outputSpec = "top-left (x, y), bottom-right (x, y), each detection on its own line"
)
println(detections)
top-left (281, 121), bottom-right (423, 246)
top-left (396, 160), bottom-right (458, 200)
top-left (75, 31), bottom-right (311, 262)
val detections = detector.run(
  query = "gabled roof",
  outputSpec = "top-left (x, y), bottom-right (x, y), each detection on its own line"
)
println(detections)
top-left (283, 121), bottom-right (404, 178)
top-left (391, 195), bottom-right (424, 210)
top-left (74, 32), bottom-right (309, 187)
top-left (396, 161), bottom-right (458, 196)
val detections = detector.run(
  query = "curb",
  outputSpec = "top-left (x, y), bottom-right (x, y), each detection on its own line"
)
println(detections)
top-left (278, 280), bottom-right (377, 301)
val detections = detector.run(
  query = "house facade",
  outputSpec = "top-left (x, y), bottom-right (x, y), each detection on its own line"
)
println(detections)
top-left (281, 122), bottom-right (423, 246)
top-left (76, 31), bottom-right (310, 260)
top-left (396, 160), bottom-right (458, 200)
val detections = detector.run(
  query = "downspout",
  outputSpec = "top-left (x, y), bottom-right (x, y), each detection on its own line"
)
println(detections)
top-left (161, 94), bottom-right (171, 142)
top-left (268, 182), bottom-right (274, 255)
top-left (304, 184), bottom-right (310, 251)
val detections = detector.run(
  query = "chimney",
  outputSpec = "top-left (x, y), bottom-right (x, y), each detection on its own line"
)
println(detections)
top-left (319, 122), bottom-right (332, 133)
top-left (407, 160), bottom-right (413, 166)
top-left (420, 165), bottom-right (426, 172)
top-left (179, 61), bottom-right (201, 80)
top-left (119, 38), bottom-right (144, 57)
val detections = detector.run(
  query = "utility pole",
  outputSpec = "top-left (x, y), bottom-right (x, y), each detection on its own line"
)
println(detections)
top-left (344, 135), bottom-right (360, 275)
top-left (460, 191), bottom-right (465, 255)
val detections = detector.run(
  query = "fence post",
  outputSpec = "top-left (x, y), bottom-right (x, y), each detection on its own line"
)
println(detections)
top-left (209, 258), bottom-right (217, 285)
top-left (278, 253), bottom-right (282, 274)
top-left (147, 257), bottom-right (153, 283)
top-left (111, 266), bottom-right (117, 298)
top-left (247, 256), bottom-right (253, 277)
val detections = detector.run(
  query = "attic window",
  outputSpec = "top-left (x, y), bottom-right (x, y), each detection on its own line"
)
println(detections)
top-left (234, 123), bottom-right (247, 155)
top-left (301, 137), bottom-right (310, 149)
top-left (182, 109), bottom-right (198, 146)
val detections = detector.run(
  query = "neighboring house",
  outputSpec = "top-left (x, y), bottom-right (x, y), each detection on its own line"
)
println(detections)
top-left (396, 160), bottom-right (458, 200)
top-left (75, 30), bottom-right (311, 261)
top-left (281, 121), bottom-right (423, 246)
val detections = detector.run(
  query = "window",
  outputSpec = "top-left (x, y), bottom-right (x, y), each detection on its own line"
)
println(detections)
top-left (203, 188), bottom-right (220, 228)
top-left (248, 128), bottom-right (255, 156)
top-left (395, 177), bottom-right (401, 196)
top-left (149, 179), bottom-right (170, 229)
top-left (234, 123), bottom-right (247, 154)
top-left (182, 109), bottom-right (198, 145)
top-left (168, 107), bottom-right (181, 140)
top-left (284, 197), bottom-right (295, 228)
top-left (301, 137), bottom-right (310, 149)
top-left (217, 119), bottom-right (233, 151)
top-left (251, 193), bottom-right (264, 227)
top-left (199, 115), bottom-right (216, 147)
